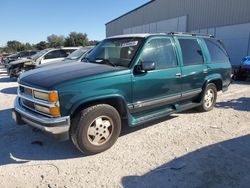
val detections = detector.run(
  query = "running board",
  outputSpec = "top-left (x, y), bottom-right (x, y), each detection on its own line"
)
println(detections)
top-left (129, 102), bottom-right (201, 127)
top-left (175, 102), bottom-right (201, 112)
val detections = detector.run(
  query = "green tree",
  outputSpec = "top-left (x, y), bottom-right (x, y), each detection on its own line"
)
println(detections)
top-left (87, 40), bottom-right (99, 46)
top-left (36, 41), bottom-right (48, 50)
top-left (6, 40), bottom-right (23, 52)
top-left (65, 32), bottom-right (88, 47)
top-left (47, 34), bottom-right (65, 48)
top-left (23, 43), bottom-right (34, 50)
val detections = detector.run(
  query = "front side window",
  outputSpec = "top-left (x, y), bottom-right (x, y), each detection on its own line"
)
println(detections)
top-left (140, 38), bottom-right (177, 69)
top-left (178, 39), bottom-right (204, 66)
top-left (31, 49), bottom-right (50, 60)
top-left (204, 39), bottom-right (229, 63)
top-left (85, 37), bottom-right (143, 67)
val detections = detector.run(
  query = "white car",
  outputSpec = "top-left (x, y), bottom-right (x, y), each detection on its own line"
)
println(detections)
top-left (39, 47), bottom-right (79, 64)
top-left (8, 47), bottom-right (79, 77)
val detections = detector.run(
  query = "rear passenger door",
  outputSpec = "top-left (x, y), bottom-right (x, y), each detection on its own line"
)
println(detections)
top-left (176, 38), bottom-right (208, 99)
top-left (41, 50), bottom-right (67, 64)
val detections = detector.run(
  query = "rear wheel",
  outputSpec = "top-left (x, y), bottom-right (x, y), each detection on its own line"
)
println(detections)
top-left (197, 83), bottom-right (217, 112)
top-left (70, 104), bottom-right (121, 155)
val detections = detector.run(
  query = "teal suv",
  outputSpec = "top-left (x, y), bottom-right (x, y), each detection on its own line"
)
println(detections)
top-left (13, 32), bottom-right (231, 154)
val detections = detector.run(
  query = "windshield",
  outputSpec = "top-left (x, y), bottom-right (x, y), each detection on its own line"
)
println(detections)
top-left (30, 49), bottom-right (50, 60)
top-left (84, 37), bottom-right (143, 67)
top-left (66, 47), bottom-right (92, 60)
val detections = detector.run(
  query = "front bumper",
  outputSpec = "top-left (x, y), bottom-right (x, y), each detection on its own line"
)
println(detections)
top-left (13, 97), bottom-right (70, 135)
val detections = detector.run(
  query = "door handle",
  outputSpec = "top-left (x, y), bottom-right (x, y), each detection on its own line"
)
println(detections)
top-left (203, 69), bottom-right (208, 73)
top-left (176, 73), bottom-right (182, 78)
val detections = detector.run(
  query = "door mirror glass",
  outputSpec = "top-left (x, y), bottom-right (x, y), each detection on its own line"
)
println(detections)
top-left (142, 61), bottom-right (156, 71)
top-left (135, 61), bottom-right (156, 73)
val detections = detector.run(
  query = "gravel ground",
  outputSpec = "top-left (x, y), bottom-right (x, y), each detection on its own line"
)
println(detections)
top-left (0, 65), bottom-right (250, 188)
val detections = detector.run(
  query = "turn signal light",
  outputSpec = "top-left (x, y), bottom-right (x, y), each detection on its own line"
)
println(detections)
top-left (48, 92), bottom-right (59, 102)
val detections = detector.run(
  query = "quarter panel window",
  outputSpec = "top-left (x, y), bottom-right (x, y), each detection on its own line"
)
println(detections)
top-left (204, 39), bottom-right (229, 63)
top-left (178, 39), bottom-right (204, 66)
top-left (140, 38), bottom-right (177, 69)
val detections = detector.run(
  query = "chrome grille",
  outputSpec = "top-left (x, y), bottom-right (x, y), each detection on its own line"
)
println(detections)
top-left (20, 86), bottom-right (33, 96)
top-left (21, 98), bottom-right (35, 110)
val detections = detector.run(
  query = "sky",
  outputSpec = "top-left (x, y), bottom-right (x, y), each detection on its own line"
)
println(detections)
top-left (0, 0), bottom-right (149, 46)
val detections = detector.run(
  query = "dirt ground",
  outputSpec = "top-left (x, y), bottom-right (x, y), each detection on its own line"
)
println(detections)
top-left (0, 65), bottom-right (250, 188)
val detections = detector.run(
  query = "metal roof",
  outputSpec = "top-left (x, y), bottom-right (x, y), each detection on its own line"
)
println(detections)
top-left (105, 0), bottom-right (156, 25)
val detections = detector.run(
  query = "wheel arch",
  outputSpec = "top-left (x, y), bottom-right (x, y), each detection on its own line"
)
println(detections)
top-left (70, 95), bottom-right (129, 121)
top-left (204, 75), bottom-right (223, 92)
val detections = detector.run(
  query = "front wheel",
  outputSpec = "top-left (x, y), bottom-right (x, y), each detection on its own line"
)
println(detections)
top-left (197, 83), bottom-right (217, 112)
top-left (70, 104), bottom-right (121, 155)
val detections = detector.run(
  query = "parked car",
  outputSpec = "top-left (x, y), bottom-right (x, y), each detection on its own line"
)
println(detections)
top-left (13, 32), bottom-right (231, 154)
top-left (3, 50), bottom-right (38, 66)
top-left (7, 47), bottom-right (78, 77)
top-left (1, 53), bottom-right (11, 64)
top-left (0, 54), bottom-right (3, 63)
top-left (36, 46), bottom-right (94, 68)
top-left (232, 56), bottom-right (250, 80)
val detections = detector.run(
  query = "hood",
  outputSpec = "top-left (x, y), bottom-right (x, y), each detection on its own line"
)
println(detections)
top-left (9, 58), bottom-right (33, 66)
top-left (19, 62), bottom-right (126, 89)
top-left (36, 58), bottom-right (76, 68)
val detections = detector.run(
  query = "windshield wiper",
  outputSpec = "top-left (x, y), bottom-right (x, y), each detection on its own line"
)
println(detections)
top-left (95, 58), bottom-right (116, 67)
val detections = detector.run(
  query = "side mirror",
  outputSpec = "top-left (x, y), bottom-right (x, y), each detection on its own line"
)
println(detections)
top-left (135, 61), bottom-right (156, 73)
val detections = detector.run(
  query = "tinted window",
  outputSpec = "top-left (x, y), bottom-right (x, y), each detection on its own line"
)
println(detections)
top-left (178, 39), bottom-right (204, 66)
top-left (204, 39), bottom-right (229, 62)
top-left (140, 38), bottom-right (177, 69)
top-left (58, 50), bottom-right (68, 57)
top-left (44, 50), bottom-right (62, 59)
top-left (30, 51), bottom-right (37, 56)
top-left (18, 52), bottom-right (29, 57)
top-left (63, 49), bottom-right (76, 56)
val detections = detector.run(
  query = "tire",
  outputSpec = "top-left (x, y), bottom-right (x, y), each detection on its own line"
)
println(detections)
top-left (70, 104), bottom-right (121, 155)
top-left (197, 83), bottom-right (217, 112)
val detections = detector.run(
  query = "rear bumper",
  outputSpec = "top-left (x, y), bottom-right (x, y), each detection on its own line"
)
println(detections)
top-left (13, 97), bottom-right (70, 135)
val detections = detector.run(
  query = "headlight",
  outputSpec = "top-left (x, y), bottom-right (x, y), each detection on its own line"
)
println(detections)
top-left (35, 104), bottom-right (61, 117)
top-left (34, 104), bottom-right (50, 114)
top-left (33, 90), bottom-right (58, 102)
top-left (33, 90), bottom-right (60, 117)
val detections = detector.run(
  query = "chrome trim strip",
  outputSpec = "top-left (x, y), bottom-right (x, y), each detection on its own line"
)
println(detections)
top-left (134, 94), bottom-right (181, 109)
top-left (14, 97), bottom-right (70, 126)
top-left (130, 89), bottom-right (202, 110)
top-left (182, 89), bottom-right (202, 98)
top-left (127, 104), bottom-right (134, 110)
top-left (20, 99), bottom-right (55, 118)
top-left (18, 91), bottom-right (58, 108)
top-left (19, 84), bottom-right (57, 94)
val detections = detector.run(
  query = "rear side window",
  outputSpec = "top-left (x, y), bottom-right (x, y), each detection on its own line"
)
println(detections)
top-left (44, 50), bottom-right (64, 59)
top-left (204, 39), bottom-right (229, 63)
top-left (178, 39), bottom-right (204, 66)
top-left (140, 38), bottom-right (177, 69)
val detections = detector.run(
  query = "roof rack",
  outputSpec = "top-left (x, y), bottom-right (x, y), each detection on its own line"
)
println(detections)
top-left (168, 32), bottom-right (214, 38)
